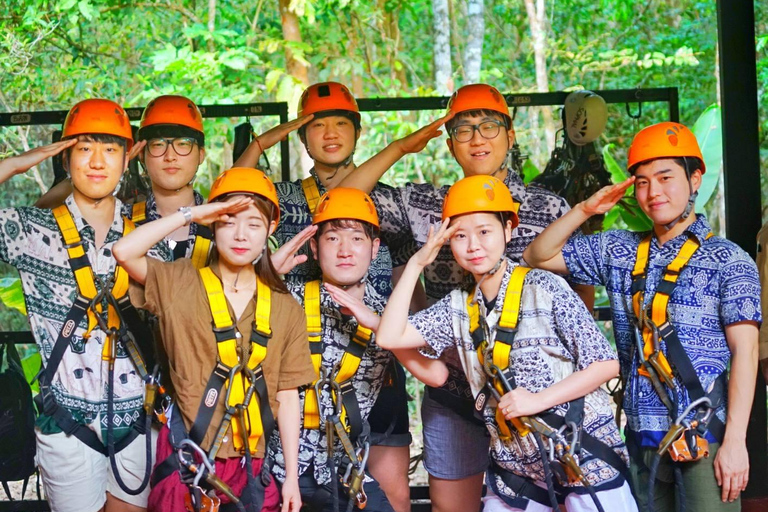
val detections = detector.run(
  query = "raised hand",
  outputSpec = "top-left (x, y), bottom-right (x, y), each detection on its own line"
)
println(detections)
top-left (270, 224), bottom-right (317, 275)
top-left (581, 177), bottom-right (635, 216)
top-left (410, 219), bottom-right (460, 269)
top-left (395, 112), bottom-right (454, 155)
top-left (127, 139), bottom-right (147, 161)
top-left (324, 282), bottom-right (381, 332)
top-left (256, 115), bottom-right (314, 151)
top-left (0, 138), bottom-right (78, 178)
top-left (190, 196), bottom-right (253, 225)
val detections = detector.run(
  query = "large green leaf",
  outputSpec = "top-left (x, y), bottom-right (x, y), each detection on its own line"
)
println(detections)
top-left (691, 104), bottom-right (722, 210)
top-left (0, 277), bottom-right (26, 315)
top-left (521, 159), bottom-right (540, 185)
top-left (602, 144), bottom-right (629, 184)
top-left (21, 351), bottom-right (41, 393)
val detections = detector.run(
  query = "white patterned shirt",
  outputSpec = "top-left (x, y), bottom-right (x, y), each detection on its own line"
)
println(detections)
top-left (409, 260), bottom-right (628, 495)
top-left (0, 195), bottom-right (170, 440)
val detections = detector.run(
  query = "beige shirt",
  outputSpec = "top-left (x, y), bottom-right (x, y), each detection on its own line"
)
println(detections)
top-left (756, 222), bottom-right (768, 360)
top-left (131, 258), bottom-right (315, 458)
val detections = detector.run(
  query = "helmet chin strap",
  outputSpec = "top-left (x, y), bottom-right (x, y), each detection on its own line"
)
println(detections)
top-left (327, 270), bottom-right (368, 291)
top-left (662, 157), bottom-right (697, 231)
top-left (306, 147), bottom-right (356, 184)
top-left (471, 212), bottom-right (508, 303)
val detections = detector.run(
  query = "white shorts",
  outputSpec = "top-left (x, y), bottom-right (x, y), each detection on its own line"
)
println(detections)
top-left (36, 427), bottom-right (157, 512)
top-left (483, 480), bottom-right (638, 512)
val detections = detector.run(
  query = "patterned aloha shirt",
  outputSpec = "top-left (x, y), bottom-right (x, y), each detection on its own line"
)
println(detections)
top-left (273, 173), bottom-right (415, 298)
top-left (409, 259), bottom-right (628, 498)
top-left (0, 195), bottom-right (170, 441)
top-left (561, 214), bottom-right (761, 448)
top-left (371, 171), bottom-right (572, 414)
top-left (270, 281), bottom-right (393, 485)
top-left (122, 190), bottom-right (206, 261)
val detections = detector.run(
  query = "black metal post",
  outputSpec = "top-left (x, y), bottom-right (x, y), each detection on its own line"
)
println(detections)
top-left (717, 0), bottom-right (766, 500)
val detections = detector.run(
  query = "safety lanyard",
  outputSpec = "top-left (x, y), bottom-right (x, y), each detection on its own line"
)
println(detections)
top-left (467, 266), bottom-right (530, 439)
top-left (302, 280), bottom-right (373, 439)
top-left (302, 176), bottom-right (322, 214)
top-left (196, 267), bottom-right (273, 455)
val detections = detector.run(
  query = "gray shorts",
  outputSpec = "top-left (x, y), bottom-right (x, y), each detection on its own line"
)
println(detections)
top-left (420, 391), bottom-right (490, 480)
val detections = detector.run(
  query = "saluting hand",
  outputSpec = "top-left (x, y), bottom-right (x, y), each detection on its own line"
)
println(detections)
top-left (256, 115), bottom-right (315, 151)
top-left (0, 138), bottom-right (78, 177)
top-left (580, 177), bottom-right (635, 216)
top-left (324, 282), bottom-right (381, 332)
top-left (409, 219), bottom-right (460, 269)
top-left (190, 196), bottom-right (253, 225)
top-left (395, 112), bottom-right (455, 155)
top-left (271, 224), bottom-right (317, 275)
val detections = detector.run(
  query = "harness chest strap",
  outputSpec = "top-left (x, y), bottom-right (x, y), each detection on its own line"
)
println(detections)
top-left (302, 280), bottom-right (372, 440)
top-left (196, 267), bottom-right (273, 454)
top-left (132, 201), bottom-right (213, 269)
top-left (302, 177), bottom-right (322, 214)
top-left (468, 266), bottom-right (531, 439)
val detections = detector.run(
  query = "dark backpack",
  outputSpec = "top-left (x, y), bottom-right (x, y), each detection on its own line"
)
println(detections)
top-left (0, 342), bottom-right (37, 499)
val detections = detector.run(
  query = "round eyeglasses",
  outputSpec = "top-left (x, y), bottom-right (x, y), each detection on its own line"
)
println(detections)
top-left (450, 120), bottom-right (505, 143)
top-left (146, 137), bottom-right (197, 157)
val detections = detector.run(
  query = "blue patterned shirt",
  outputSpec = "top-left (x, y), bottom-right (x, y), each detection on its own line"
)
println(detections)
top-left (562, 215), bottom-right (761, 448)
top-left (273, 175), bottom-right (413, 297)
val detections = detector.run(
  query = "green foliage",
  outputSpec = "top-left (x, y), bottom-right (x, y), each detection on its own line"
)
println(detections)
top-left (0, 277), bottom-right (26, 315)
top-left (691, 104), bottom-right (722, 211)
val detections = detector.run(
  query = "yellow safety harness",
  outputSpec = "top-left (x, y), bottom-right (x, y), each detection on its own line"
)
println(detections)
top-left (630, 231), bottom-right (725, 456)
top-left (195, 267), bottom-right (274, 457)
top-left (467, 266), bottom-right (531, 439)
top-left (302, 280), bottom-right (373, 440)
top-left (469, 266), bottom-right (626, 510)
top-left (301, 177), bottom-right (322, 214)
top-left (132, 201), bottom-right (213, 268)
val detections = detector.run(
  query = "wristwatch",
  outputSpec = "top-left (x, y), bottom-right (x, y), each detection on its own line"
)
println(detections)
top-left (178, 206), bottom-right (193, 226)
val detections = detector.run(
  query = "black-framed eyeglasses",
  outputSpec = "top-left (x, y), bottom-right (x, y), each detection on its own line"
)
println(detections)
top-left (450, 120), bottom-right (506, 143)
top-left (146, 137), bottom-right (198, 157)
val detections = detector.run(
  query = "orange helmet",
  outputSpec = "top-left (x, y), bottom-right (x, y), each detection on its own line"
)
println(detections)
top-left (446, 84), bottom-right (511, 125)
top-left (62, 99), bottom-right (133, 150)
top-left (312, 188), bottom-right (379, 228)
top-left (442, 175), bottom-right (519, 228)
top-left (627, 122), bottom-right (705, 174)
top-left (208, 167), bottom-right (280, 223)
top-left (298, 82), bottom-right (360, 124)
top-left (138, 95), bottom-right (205, 144)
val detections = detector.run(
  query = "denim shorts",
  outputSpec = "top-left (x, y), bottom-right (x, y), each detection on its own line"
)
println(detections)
top-left (420, 391), bottom-right (490, 480)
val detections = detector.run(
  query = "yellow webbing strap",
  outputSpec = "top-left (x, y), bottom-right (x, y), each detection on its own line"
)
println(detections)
top-left (302, 281), bottom-right (372, 431)
top-left (52, 206), bottom-right (131, 345)
top-left (632, 233), bottom-right (711, 378)
top-left (468, 266), bottom-right (531, 439)
top-left (131, 201), bottom-right (147, 224)
top-left (302, 177), bottom-right (322, 213)
top-left (199, 266), bottom-right (270, 453)
top-left (190, 234), bottom-right (213, 269)
top-left (303, 280), bottom-right (324, 429)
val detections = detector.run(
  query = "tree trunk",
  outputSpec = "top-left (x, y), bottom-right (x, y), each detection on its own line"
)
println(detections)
top-left (432, 0), bottom-right (453, 94)
top-left (278, 0), bottom-right (309, 86)
top-left (463, 0), bottom-right (484, 83)
top-left (207, 0), bottom-right (216, 52)
top-left (523, 0), bottom-right (555, 155)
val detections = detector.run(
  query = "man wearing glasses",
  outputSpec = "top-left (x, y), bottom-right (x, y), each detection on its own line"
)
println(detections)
top-left (339, 83), bottom-right (577, 512)
top-left (132, 95), bottom-right (211, 262)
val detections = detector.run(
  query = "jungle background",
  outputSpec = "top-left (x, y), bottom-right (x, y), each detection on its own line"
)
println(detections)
top-left (0, 0), bottom-right (767, 489)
